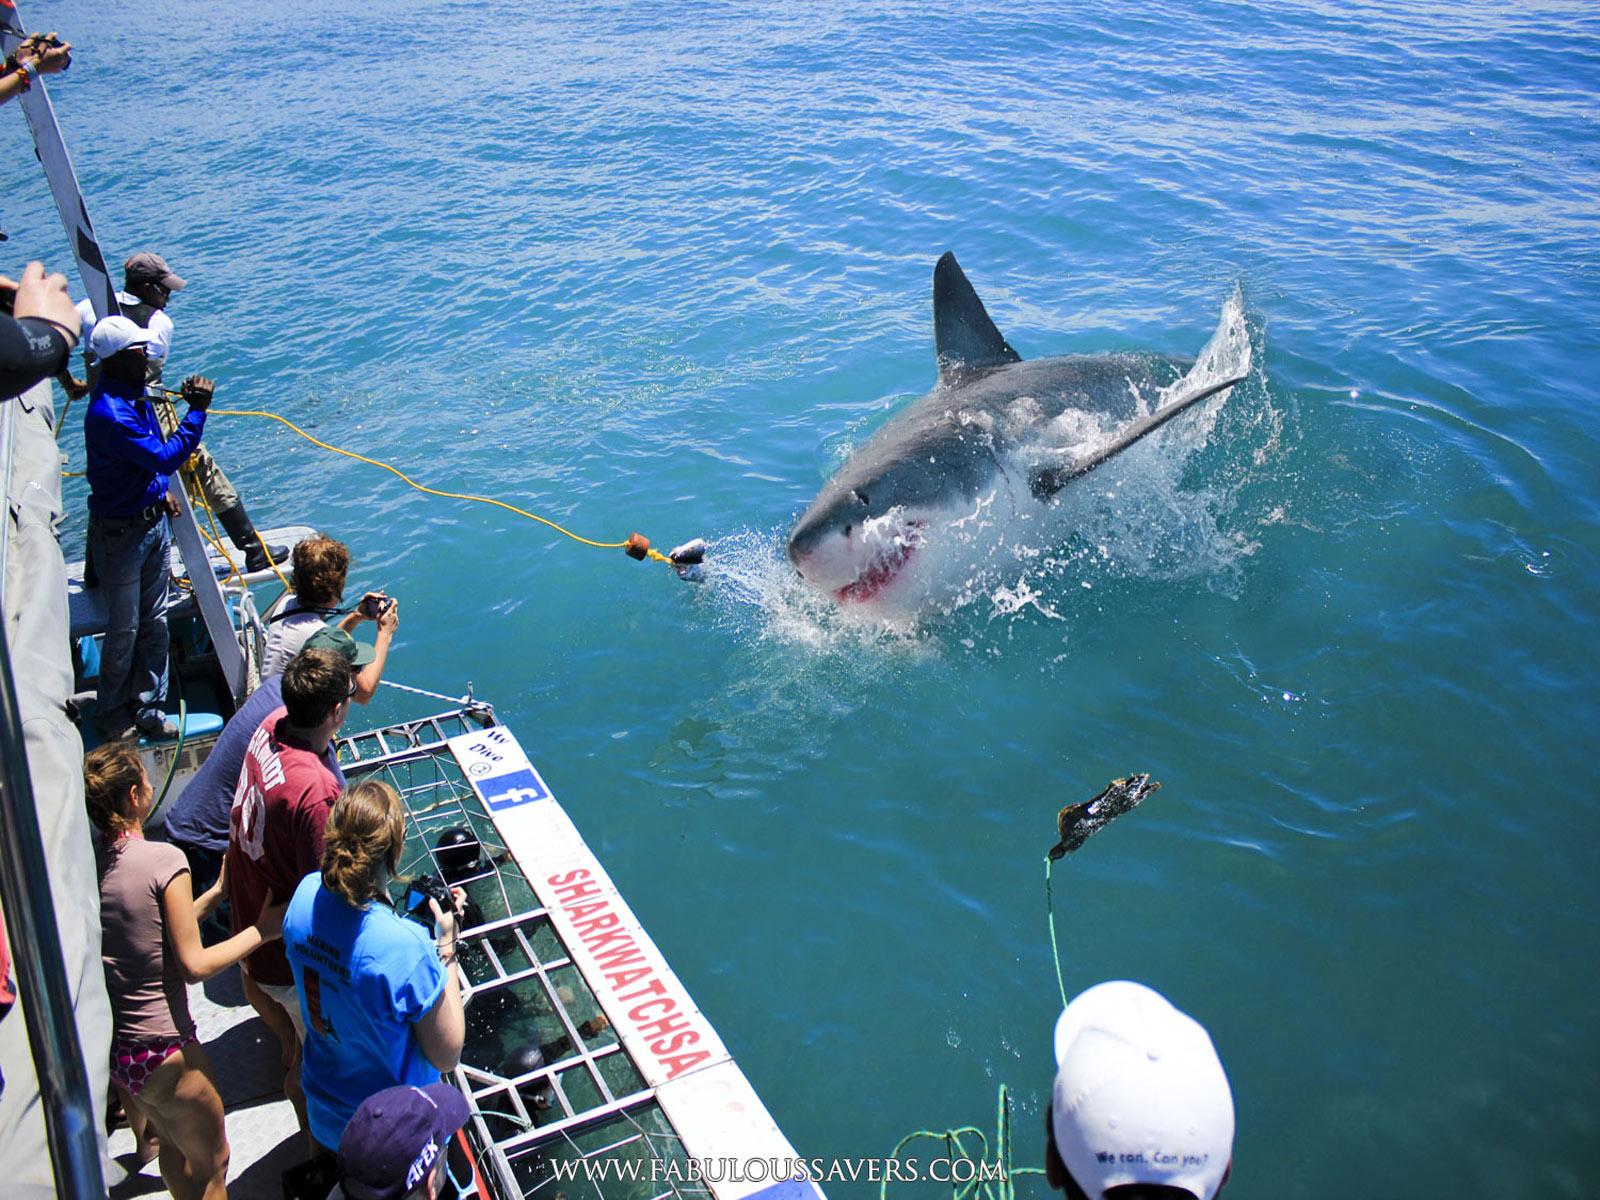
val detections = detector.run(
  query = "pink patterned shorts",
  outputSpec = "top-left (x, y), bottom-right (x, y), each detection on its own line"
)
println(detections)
top-left (110, 1033), bottom-right (196, 1096)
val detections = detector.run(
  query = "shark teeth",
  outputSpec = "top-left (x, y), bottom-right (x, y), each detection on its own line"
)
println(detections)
top-left (835, 518), bottom-right (927, 603)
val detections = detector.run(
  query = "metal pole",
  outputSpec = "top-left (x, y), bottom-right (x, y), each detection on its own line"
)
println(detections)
top-left (0, 617), bottom-right (106, 1200)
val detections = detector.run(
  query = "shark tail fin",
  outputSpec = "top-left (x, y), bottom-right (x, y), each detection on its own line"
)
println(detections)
top-left (933, 252), bottom-right (1022, 382)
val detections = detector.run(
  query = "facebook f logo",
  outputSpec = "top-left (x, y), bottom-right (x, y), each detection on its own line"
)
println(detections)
top-left (480, 767), bottom-right (550, 811)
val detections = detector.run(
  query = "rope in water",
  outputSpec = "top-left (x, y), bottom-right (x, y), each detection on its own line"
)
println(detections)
top-left (177, 445), bottom-right (295, 593)
top-left (884, 777), bottom-right (1160, 1195)
top-left (66, 396), bottom-right (691, 566)
top-left (1045, 853), bottom-right (1068, 1010)
top-left (181, 480), bottom-right (480, 706)
top-left (881, 1084), bottom-right (1045, 1200)
top-left (879, 862), bottom-right (1067, 1200)
top-left (200, 405), bottom-right (674, 563)
top-left (377, 677), bottom-right (487, 707)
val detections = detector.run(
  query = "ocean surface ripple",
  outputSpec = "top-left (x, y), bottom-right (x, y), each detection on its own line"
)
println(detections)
top-left (5, 2), bottom-right (1599, 1195)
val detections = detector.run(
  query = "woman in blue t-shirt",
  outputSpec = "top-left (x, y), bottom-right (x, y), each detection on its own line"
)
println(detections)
top-left (282, 779), bottom-right (466, 1151)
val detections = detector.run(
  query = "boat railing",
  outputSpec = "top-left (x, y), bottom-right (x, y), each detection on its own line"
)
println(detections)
top-left (0, 394), bottom-right (108, 1199)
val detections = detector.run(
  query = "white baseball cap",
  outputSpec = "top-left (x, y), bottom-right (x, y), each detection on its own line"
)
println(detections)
top-left (88, 315), bottom-right (158, 361)
top-left (1051, 981), bottom-right (1234, 1200)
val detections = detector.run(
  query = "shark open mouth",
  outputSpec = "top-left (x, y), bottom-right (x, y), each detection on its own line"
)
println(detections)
top-left (835, 521), bottom-right (926, 603)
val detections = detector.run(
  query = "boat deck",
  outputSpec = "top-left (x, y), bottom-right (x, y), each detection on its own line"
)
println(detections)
top-left (109, 711), bottom-right (820, 1200)
top-left (66, 524), bottom-right (316, 640)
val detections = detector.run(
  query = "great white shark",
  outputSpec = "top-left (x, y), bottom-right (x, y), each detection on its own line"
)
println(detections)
top-left (786, 253), bottom-right (1252, 605)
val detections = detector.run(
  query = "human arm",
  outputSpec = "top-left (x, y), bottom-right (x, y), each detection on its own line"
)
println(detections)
top-left (161, 870), bottom-right (285, 984)
top-left (145, 310), bottom-right (174, 365)
top-left (351, 600), bottom-right (398, 704)
top-left (193, 855), bottom-right (228, 921)
top-left (14, 33), bottom-right (72, 76)
top-left (295, 784), bottom-right (337, 880)
top-left (336, 592), bottom-right (387, 633)
top-left (58, 299), bottom-right (93, 397)
top-left (0, 314), bottom-right (73, 398)
top-left (0, 265), bottom-right (79, 397)
top-left (91, 393), bottom-right (206, 473)
top-left (56, 369), bottom-right (88, 400)
top-left (413, 892), bottom-right (466, 1071)
top-left (0, 34), bottom-right (71, 105)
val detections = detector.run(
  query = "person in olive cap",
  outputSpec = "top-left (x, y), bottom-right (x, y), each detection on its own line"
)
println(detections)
top-left (332, 1083), bottom-right (471, 1200)
top-left (69, 251), bottom-right (287, 573)
top-left (164, 627), bottom-right (372, 913)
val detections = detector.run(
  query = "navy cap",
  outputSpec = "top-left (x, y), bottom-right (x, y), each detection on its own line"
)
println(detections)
top-left (338, 1083), bottom-right (471, 1200)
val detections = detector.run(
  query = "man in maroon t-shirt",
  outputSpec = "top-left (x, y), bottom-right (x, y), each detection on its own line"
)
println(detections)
top-left (227, 647), bottom-right (353, 1143)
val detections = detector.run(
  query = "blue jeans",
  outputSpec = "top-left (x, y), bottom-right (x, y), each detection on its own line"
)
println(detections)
top-left (88, 511), bottom-right (171, 733)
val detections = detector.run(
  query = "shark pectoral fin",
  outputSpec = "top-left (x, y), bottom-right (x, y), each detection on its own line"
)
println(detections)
top-left (1030, 464), bottom-right (1070, 500)
top-left (1035, 288), bottom-right (1254, 491)
top-left (933, 251), bottom-right (1023, 382)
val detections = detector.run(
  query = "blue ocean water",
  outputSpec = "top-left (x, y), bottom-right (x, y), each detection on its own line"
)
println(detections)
top-left (6, 1), bottom-right (1600, 1194)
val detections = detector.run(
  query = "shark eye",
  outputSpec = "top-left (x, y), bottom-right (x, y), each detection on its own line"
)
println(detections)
top-left (843, 524), bottom-right (853, 537)
top-left (853, 489), bottom-right (870, 507)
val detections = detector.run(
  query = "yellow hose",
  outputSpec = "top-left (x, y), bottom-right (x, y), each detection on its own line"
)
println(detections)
top-left (208, 407), bottom-right (670, 561)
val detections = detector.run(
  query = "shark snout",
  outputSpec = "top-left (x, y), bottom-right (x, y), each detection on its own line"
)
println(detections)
top-left (785, 511), bottom-right (845, 581)
top-left (787, 495), bottom-right (932, 603)
top-left (785, 518), bottom-right (826, 569)
top-left (786, 498), bottom-right (865, 592)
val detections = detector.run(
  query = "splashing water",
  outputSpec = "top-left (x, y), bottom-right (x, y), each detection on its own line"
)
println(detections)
top-left (692, 528), bottom-right (933, 653)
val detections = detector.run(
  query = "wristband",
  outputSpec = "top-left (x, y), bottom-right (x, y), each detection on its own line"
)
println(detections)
top-left (37, 317), bottom-right (78, 347)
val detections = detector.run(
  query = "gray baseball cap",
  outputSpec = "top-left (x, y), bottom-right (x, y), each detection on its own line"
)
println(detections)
top-left (123, 252), bottom-right (186, 291)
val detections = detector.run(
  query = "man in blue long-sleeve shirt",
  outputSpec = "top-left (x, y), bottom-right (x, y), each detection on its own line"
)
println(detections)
top-left (83, 315), bottom-right (213, 740)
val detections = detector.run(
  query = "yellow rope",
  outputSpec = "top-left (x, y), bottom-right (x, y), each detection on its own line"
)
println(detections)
top-left (183, 463), bottom-right (245, 587)
top-left (188, 464), bottom-right (294, 592)
top-left (208, 407), bottom-right (671, 561)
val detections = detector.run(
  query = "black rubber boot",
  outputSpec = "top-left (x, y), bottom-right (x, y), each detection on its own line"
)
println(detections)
top-left (216, 501), bottom-right (289, 574)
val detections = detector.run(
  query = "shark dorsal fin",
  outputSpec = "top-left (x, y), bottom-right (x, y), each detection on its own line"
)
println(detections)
top-left (933, 251), bottom-right (1022, 382)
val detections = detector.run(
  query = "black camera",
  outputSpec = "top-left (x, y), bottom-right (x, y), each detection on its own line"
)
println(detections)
top-left (404, 872), bottom-right (484, 936)
top-left (403, 873), bottom-right (454, 931)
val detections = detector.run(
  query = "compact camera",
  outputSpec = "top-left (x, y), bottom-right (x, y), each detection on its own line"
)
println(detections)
top-left (403, 873), bottom-right (454, 932)
top-left (404, 872), bottom-right (483, 936)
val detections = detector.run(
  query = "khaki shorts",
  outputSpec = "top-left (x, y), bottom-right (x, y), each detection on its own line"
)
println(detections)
top-left (256, 980), bottom-right (307, 1042)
